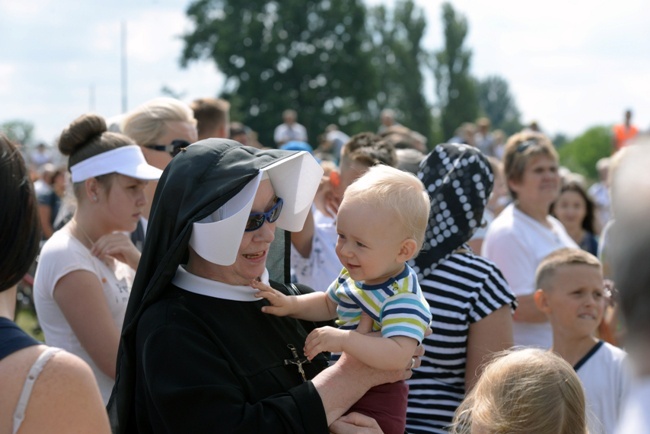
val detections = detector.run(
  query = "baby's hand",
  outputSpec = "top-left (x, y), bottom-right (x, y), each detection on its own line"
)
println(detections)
top-left (251, 280), bottom-right (296, 316)
top-left (304, 326), bottom-right (347, 360)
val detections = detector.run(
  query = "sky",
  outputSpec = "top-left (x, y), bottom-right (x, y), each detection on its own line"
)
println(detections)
top-left (1, 0), bottom-right (649, 146)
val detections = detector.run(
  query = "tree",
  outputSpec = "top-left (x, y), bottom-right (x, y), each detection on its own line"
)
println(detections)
top-left (558, 126), bottom-right (611, 182)
top-left (1, 120), bottom-right (35, 146)
top-left (181, 0), bottom-right (378, 146)
top-left (433, 2), bottom-right (478, 141)
top-left (367, 0), bottom-right (433, 143)
top-left (160, 85), bottom-right (187, 100)
top-left (477, 75), bottom-right (522, 136)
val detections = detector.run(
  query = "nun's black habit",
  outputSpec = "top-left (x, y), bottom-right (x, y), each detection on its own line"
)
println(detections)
top-left (108, 140), bottom-right (329, 433)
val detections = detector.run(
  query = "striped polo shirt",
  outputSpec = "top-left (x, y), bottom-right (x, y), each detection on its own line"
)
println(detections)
top-left (326, 264), bottom-right (431, 343)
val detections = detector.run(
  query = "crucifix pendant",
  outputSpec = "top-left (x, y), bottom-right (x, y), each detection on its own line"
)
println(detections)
top-left (284, 344), bottom-right (310, 382)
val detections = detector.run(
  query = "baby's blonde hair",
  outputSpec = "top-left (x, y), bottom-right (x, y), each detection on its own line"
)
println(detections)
top-left (342, 165), bottom-right (430, 255)
top-left (451, 348), bottom-right (587, 434)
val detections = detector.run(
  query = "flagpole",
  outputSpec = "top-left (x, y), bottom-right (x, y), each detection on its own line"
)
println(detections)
top-left (121, 20), bottom-right (128, 113)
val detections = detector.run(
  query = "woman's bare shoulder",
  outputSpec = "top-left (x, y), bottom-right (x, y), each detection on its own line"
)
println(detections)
top-left (14, 347), bottom-right (111, 434)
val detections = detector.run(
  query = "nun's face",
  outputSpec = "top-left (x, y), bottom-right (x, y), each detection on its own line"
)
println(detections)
top-left (207, 180), bottom-right (277, 285)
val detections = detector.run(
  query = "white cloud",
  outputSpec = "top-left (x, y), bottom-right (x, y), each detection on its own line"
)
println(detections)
top-left (126, 10), bottom-right (188, 63)
top-left (93, 21), bottom-right (122, 53)
top-left (405, 0), bottom-right (650, 136)
top-left (0, 0), bottom-right (223, 141)
top-left (2, 0), bottom-right (650, 142)
top-left (0, 63), bottom-right (15, 95)
top-left (0, 0), bottom-right (55, 17)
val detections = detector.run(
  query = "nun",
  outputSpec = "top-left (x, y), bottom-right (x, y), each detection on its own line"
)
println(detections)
top-left (108, 139), bottom-right (422, 433)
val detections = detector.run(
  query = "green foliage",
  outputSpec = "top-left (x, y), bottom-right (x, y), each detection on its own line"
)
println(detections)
top-left (178, 0), bottom-right (529, 152)
top-left (552, 133), bottom-right (570, 149)
top-left (477, 75), bottom-right (522, 136)
top-left (434, 3), bottom-right (478, 141)
top-left (367, 0), bottom-right (434, 145)
top-left (181, 0), bottom-right (440, 147)
top-left (15, 308), bottom-right (44, 341)
top-left (558, 126), bottom-right (611, 182)
top-left (1, 120), bottom-right (35, 146)
top-left (181, 0), bottom-right (377, 146)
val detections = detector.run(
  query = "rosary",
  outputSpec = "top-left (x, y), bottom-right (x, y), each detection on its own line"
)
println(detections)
top-left (284, 344), bottom-right (310, 382)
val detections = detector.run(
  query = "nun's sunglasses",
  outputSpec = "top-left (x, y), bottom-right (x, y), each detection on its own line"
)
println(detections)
top-left (245, 197), bottom-right (284, 232)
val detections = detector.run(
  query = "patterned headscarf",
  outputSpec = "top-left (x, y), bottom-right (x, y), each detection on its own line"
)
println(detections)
top-left (410, 143), bottom-right (494, 280)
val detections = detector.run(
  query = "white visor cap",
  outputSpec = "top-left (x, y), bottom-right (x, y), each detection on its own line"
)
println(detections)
top-left (70, 145), bottom-right (163, 183)
top-left (189, 151), bottom-right (324, 265)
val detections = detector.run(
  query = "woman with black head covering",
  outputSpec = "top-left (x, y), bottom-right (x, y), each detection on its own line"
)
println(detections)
top-left (108, 139), bottom-right (423, 434)
top-left (406, 143), bottom-right (516, 434)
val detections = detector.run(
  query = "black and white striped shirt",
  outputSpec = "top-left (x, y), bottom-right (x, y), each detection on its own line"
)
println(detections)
top-left (406, 252), bottom-right (516, 433)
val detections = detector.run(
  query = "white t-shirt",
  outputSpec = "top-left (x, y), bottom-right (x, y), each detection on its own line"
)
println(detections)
top-left (588, 181), bottom-right (611, 228)
top-left (273, 122), bottom-right (308, 145)
top-left (325, 129), bottom-right (350, 159)
top-left (482, 203), bottom-right (578, 348)
top-left (33, 226), bottom-right (134, 404)
top-left (616, 377), bottom-right (650, 434)
top-left (576, 341), bottom-right (631, 434)
top-left (33, 179), bottom-right (52, 197)
top-left (290, 208), bottom-right (342, 292)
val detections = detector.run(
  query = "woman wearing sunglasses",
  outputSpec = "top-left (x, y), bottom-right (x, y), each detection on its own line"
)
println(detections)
top-left (108, 139), bottom-right (423, 433)
top-left (122, 97), bottom-right (198, 220)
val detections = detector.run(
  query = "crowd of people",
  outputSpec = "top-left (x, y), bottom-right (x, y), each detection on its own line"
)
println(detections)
top-left (2, 98), bottom-right (648, 434)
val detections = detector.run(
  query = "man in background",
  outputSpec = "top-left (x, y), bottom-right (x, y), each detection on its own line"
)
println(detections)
top-left (274, 109), bottom-right (307, 146)
top-left (191, 97), bottom-right (230, 140)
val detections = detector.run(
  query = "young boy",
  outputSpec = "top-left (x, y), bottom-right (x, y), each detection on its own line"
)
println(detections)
top-left (253, 164), bottom-right (432, 434)
top-left (534, 248), bottom-right (631, 434)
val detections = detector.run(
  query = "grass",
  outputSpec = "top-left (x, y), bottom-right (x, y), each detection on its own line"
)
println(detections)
top-left (15, 307), bottom-right (44, 342)
top-left (14, 272), bottom-right (44, 342)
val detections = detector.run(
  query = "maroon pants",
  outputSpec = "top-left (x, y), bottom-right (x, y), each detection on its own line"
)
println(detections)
top-left (347, 381), bottom-right (408, 434)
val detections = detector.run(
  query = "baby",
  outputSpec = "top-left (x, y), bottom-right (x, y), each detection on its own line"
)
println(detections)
top-left (253, 164), bottom-right (432, 434)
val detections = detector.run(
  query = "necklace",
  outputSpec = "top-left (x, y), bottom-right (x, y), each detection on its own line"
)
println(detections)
top-left (73, 219), bottom-right (95, 248)
top-left (72, 219), bottom-right (109, 284)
